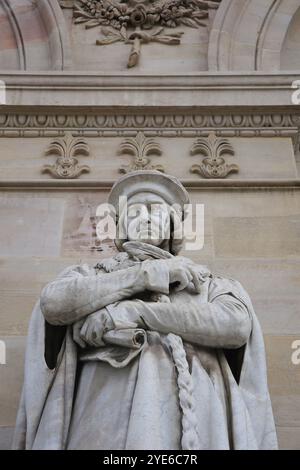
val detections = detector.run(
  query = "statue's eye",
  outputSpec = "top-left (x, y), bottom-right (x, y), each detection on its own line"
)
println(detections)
top-left (151, 204), bottom-right (165, 215)
top-left (151, 204), bottom-right (166, 217)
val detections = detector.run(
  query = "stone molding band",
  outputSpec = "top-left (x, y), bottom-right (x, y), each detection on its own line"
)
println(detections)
top-left (0, 179), bottom-right (299, 190)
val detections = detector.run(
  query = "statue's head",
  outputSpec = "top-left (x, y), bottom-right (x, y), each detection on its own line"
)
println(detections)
top-left (108, 170), bottom-right (190, 255)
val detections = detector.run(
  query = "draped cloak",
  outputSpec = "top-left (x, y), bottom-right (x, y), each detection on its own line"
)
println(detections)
top-left (12, 254), bottom-right (278, 450)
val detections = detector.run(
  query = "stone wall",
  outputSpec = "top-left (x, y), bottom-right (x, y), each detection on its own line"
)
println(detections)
top-left (0, 0), bottom-right (300, 450)
top-left (0, 185), bottom-right (300, 449)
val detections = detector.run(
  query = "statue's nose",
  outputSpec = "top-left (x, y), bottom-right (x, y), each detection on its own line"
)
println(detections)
top-left (139, 207), bottom-right (151, 223)
top-left (140, 216), bottom-right (151, 227)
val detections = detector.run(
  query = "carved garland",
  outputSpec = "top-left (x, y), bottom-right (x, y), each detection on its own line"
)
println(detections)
top-left (71, 0), bottom-right (222, 67)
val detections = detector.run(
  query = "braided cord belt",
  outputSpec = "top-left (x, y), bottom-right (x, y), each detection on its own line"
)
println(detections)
top-left (167, 333), bottom-right (199, 450)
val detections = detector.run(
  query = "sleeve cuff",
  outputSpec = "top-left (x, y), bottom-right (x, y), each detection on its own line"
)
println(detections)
top-left (106, 303), bottom-right (140, 329)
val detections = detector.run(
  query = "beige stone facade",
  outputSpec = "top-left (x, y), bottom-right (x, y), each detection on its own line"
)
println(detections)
top-left (0, 0), bottom-right (300, 449)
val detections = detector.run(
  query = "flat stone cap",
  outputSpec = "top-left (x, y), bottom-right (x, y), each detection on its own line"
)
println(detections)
top-left (108, 170), bottom-right (190, 218)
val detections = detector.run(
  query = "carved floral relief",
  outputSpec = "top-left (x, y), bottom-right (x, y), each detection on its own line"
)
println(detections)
top-left (190, 132), bottom-right (239, 179)
top-left (71, 0), bottom-right (222, 67)
top-left (118, 131), bottom-right (165, 173)
top-left (42, 133), bottom-right (91, 179)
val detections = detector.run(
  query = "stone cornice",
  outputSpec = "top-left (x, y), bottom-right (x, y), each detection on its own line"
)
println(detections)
top-left (0, 179), bottom-right (299, 190)
top-left (0, 72), bottom-right (300, 107)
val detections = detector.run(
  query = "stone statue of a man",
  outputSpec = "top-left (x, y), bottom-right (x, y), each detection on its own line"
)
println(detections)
top-left (13, 171), bottom-right (277, 450)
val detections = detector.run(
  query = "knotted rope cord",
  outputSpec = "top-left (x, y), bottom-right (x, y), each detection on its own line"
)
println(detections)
top-left (167, 333), bottom-right (199, 450)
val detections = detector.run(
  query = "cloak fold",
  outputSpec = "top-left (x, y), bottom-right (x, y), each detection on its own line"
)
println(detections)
top-left (45, 321), bottom-right (67, 370)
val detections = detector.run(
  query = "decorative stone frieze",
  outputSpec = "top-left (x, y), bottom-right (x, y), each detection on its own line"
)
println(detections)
top-left (0, 111), bottom-right (299, 145)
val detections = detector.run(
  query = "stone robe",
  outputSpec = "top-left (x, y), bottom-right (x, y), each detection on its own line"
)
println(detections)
top-left (12, 254), bottom-right (278, 450)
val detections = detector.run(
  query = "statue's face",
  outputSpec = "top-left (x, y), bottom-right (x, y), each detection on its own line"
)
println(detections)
top-left (126, 192), bottom-right (170, 247)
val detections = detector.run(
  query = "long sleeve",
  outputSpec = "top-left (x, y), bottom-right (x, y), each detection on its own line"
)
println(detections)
top-left (107, 293), bottom-right (252, 349)
top-left (40, 260), bottom-right (170, 326)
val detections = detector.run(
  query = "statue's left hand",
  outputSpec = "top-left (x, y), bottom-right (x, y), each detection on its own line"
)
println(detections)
top-left (73, 309), bottom-right (114, 348)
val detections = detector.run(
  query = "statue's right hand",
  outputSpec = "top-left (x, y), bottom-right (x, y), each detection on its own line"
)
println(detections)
top-left (168, 262), bottom-right (202, 293)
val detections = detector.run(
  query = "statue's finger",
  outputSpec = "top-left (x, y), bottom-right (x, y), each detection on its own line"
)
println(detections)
top-left (80, 320), bottom-right (95, 345)
top-left (73, 326), bottom-right (86, 348)
top-left (79, 320), bottom-right (89, 340)
top-left (189, 267), bottom-right (202, 293)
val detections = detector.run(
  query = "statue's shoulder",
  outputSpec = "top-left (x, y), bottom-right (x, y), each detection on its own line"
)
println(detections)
top-left (208, 273), bottom-right (251, 305)
top-left (209, 273), bottom-right (244, 290)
